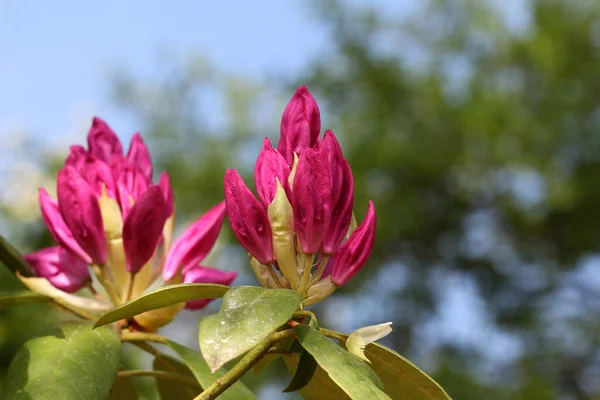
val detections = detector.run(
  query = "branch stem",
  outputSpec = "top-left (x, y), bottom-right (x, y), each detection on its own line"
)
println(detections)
top-left (193, 329), bottom-right (295, 400)
top-left (297, 254), bottom-right (314, 294)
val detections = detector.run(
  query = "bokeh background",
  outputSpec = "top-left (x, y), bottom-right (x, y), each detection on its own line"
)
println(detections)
top-left (2, 0), bottom-right (600, 398)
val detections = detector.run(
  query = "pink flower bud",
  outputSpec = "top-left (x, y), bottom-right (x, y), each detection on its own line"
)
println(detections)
top-left (321, 159), bottom-right (354, 254)
top-left (79, 158), bottom-right (116, 198)
top-left (65, 145), bottom-right (87, 170)
top-left (127, 133), bottom-right (153, 181)
top-left (122, 185), bottom-right (168, 273)
top-left (158, 171), bottom-right (174, 218)
top-left (224, 169), bottom-right (274, 264)
top-left (182, 266), bottom-right (237, 309)
top-left (254, 138), bottom-right (290, 206)
top-left (57, 166), bottom-right (107, 265)
top-left (162, 202), bottom-right (226, 281)
top-left (292, 148), bottom-right (332, 254)
top-left (277, 86), bottom-right (321, 166)
top-left (319, 130), bottom-right (344, 206)
top-left (39, 188), bottom-right (92, 265)
top-left (87, 117), bottom-right (123, 163)
top-left (330, 201), bottom-right (377, 286)
top-left (25, 246), bottom-right (90, 293)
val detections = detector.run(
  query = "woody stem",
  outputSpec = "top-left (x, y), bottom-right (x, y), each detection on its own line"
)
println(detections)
top-left (297, 254), bottom-right (314, 294)
top-left (310, 255), bottom-right (330, 285)
top-left (92, 264), bottom-right (121, 305)
top-left (125, 273), bottom-right (136, 302)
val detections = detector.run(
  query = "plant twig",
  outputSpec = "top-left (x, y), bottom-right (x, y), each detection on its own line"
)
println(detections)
top-left (121, 331), bottom-right (168, 344)
top-left (124, 272), bottom-right (136, 303)
top-left (310, 255), bottom-right (330, 286)
top-left (319, 327), bottom-right (348, 341)
top-left (116, 369), bottom-right (201, 389)
top-left (297, 254), bottom-right (314, 294)
top-left (92, 264), bottom-right (120, 305)
top-left (266, 263), bottom-right (286, 288)
top-left (193, 329), bottom-right (295, 400)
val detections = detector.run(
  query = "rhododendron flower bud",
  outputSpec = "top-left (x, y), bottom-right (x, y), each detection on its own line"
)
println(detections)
top-left (158, 171), bottom-right (175, 218)
top-left (331, 201), bottom-right (377, 286)
top-left (79, 157), bottom-right (116, 198)
top-left (25, 246), bottom-right (90, 293)
top-left (127, 133), bottom-right (153, 182)
top-left (292, 148), bottom-right (332, 254)
top-left (162, 201), bottom-right (226, 281)
top-left (278, 86), bottom-right (321, 165)
top-left (321, 159), bottom-right (354, 254)
top-left (122, 186), bottom-right (167, 273)
top-left (57, 166), bottom-right (107, 265)
top-left (255, 138), bottom-right (290, 206)
top-left (224, 169), bottom-right (274, 264)
top-left (65, 145), bottom-right (86, 170)
top-left (39, 188), bottom-right (91, 264)
top-left (183, 266), bottom-right (237, 309)
top-left (87, 117), bottom-right (123, 163)
top-left (319, 130), bottom-right (344, 206)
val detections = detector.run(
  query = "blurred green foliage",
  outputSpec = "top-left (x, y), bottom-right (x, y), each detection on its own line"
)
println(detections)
top-left (3, 0), bottom-right (600, 399)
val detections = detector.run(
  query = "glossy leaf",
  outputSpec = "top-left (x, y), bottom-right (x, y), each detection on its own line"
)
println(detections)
top-left (0, 291), bottom-right (49, 307)
top-left (109, 375), bottom-right (139, 400)
top-left (293, 325), bottom-right (390, 400)
top-left (283, 354), bottom-right (351, 400)
top-left (359, 342), bottom-right (452, 400)
top-left (153, 354), bottom-right (198, 400)
top-left (199, 286), bottom-right (301, 372)
top-left (283, 348), bottom-right (318, 393)
top-left (167, 340), bottom-right (257, 400)
top-left (0, 234), bottom-right (34, 277)
top-left (94, 283), bottom-right (230, 327)
top-left (2, 321), bottom-right (121, 400)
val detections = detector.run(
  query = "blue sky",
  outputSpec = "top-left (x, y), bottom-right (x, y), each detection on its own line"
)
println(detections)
top-left (0, 0), bottom-right (333, 140)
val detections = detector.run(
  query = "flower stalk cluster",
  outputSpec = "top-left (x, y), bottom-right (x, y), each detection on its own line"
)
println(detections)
top-left (25, 118), bottom-right (236, 330)
top-left (224, 86), bottom-right (377, 305)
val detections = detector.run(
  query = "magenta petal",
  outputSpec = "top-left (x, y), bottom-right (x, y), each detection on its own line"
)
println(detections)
top-left (127, 133), bottom-right (153, 182)
top-left (122, 185), bottom-right (167, 273)
top-left (277, 86), bottom-right (321, 166)
top-left (57, 167), bottom-right (107, 265)
top-left (292, 148), bottom-right (332, 254)
top-left (158, 171), bottom-right (174, 218)
top-left (65, 145), bottom-right (87, 170)
top-left (79, 157), bottom-right (116, 198)
top-left (330, 201), bottom-right (377, 287)
top-left (87, 117), bottom-right (123, 163)
top-left (25, 246), bottom-right (90, 293)
top-left (322, 159), bottom-right (354, 254)
top-left (162, 202), bottom-right (226, 281)
top-left (183, 266), bottom-right (237, 309)
top-left (224, 169), bottom-right (274, 264)
top-left (39, 188), bottom-right (92, 265)
top-left (254, 138), bottom-right (291, 206)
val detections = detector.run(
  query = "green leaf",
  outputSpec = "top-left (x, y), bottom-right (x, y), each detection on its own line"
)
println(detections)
top-left (360, 342), bottom-right (452, 400)
top-left (199, 286), bottom-right (301, 372)
top-left (293, 325), bottom-right (390, 400)
top-left (153, 354), bottom-right (199, 400)
top-left (283, 348), bottom-right (318, 393)
top-left (0, 234), bottom-right (33, 277)
top-left (109, 375), bottom-right (139, 400)
top-left (167, 340), bottom-right (257, 400)
top-left (283, 354), bottom-right (351, 400)
top-left (94, 283), bottom-right (230, 328)
top-left (326, 330), bottom-right (451, 399)
top-left (0, 291), bottom-right (49, 307)
top-left (1, 321), bottom-right (121, 400)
